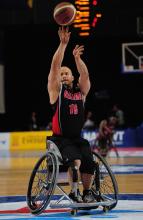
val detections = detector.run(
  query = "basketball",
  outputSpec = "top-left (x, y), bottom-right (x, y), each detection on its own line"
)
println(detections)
top-left (53, 2), bottom-right (77, 26)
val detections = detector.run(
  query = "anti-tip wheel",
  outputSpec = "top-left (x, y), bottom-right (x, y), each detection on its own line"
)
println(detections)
top-left (71, 209), bottom-right (77, 215)
top-left (103, 206), bottom-right (109, 213)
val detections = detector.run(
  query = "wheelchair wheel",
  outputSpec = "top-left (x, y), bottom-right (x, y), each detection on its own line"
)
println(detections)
top-left (92, 152), bottom-right (118, 210)
top-left (27, 152), bottom-right (59, 215)
top-left (97, 139), bottom-right (109, 158)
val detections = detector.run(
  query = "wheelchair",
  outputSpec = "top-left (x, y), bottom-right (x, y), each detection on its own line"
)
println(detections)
top-left (95, 137), bottom-right (119, 158)
top-left (27, 138), bottom-right (118, 215)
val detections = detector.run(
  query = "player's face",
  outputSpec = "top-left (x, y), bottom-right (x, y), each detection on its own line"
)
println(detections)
top-left (60, 67), bottom-right (74, 86)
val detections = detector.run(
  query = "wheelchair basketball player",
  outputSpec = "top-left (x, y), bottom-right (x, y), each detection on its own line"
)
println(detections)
top-left (47, 26), bottom-right (96, 203)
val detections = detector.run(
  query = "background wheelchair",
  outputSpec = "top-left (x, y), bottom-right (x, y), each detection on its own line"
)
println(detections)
top-left (94, 137), bottom-right (119, 158)
top-left (27, 138), bottom-right (118, 215)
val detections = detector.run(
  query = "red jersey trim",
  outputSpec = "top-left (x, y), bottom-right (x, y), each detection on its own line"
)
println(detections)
top-left (52, 100), bottom-right (61, 135)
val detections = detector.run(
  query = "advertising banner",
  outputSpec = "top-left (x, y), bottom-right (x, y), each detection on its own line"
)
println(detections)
top-left (82, 127), bottom-right (143, 147)
top-left (9, 131), bottom-right (52, 150)
top-left (1, 126), bottom-right (143, 151)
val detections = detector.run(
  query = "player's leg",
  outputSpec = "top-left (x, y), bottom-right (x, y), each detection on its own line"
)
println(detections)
top-left (58, 138), bottom-right (83, 202)
top-left (78, 138), bottom-right (97, 202)
top-left (68, 159), bottom-right (83, 202)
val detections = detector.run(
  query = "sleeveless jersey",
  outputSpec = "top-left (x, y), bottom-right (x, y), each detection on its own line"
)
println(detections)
top-left (52, 84), bottom-right (84, 138)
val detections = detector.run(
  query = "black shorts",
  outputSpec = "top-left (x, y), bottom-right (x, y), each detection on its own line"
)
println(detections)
top-left (48, 136), bottom-right (95, 174)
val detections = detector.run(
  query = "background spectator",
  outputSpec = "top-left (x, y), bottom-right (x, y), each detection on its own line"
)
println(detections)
top-left (29, 111), bottom-right (39, 131)
top-left (83, 111), bottom-right (95, 130)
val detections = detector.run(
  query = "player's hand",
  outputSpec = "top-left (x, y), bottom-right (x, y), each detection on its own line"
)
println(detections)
top-left (73, 45), bottom-right (84, 58)
top-left (58, 26), bottom-right (71, 45)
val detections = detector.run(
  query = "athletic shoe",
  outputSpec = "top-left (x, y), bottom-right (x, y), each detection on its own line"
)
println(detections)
top-left (82, 190), bottom-right (96, 203)
top-left (69, 189), bottom-right (83, 203)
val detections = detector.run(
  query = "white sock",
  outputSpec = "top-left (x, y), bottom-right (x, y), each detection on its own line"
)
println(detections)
top-left (71, 182), bottom-right (78, 196)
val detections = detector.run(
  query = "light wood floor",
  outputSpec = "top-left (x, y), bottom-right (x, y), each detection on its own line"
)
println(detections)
top-left (0, 150), bottom-right (143, 196)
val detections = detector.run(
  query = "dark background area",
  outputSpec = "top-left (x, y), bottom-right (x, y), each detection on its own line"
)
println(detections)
top-left (0, 0), bottom-right (143, 131)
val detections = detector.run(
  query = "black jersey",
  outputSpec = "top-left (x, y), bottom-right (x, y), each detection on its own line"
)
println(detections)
top-left (52, 84), bottom-right (84, 138)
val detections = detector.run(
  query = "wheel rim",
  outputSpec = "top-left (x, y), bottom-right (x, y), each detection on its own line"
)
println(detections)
top-left (92, 152), bottom-right (118, 209)
top-left (27, 152), bottom-right (58, 213)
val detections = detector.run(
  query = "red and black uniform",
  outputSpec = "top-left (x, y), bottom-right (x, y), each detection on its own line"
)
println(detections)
top-left (49, 84), bottom-right (95, 174)
top-left (52, 84), bottom-right (84, 138)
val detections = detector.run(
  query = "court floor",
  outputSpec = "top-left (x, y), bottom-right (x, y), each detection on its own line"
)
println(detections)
top-left (0, 147), bottom-right (143, 220)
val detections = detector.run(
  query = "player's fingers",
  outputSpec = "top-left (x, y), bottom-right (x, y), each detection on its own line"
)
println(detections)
top-left (78, 52), bottom-right (83, 55)
top-left (58, 26), bottom-right (61, 33)
top-left (74, 45), bottom-right (79, 49)
top-left (78, 45), bottom-right (84, 50)
top-left (77, 48), bottom-right (84, 53)
top-left (66, 26), bottom-right (69, 32)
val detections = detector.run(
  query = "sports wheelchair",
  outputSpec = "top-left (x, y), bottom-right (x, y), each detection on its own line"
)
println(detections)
top-left (27, 138), bottom-right (118, 215)
top-left (94, 137), bottom-right (119, 158)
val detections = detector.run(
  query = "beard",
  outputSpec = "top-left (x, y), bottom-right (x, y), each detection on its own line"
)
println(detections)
top-left (62, 80), bottom-right (69, 84)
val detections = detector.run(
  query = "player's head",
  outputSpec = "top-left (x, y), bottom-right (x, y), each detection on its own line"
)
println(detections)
top-left (60, 66), bottom-right (74, 86)
top-left (100, 119), bottom-right (107, 129)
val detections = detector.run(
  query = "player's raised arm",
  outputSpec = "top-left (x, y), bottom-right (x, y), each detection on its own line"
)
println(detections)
top-left (48, 26), bottom-right (71, 104)
top-left (73, 45), bottom-right (91, 98)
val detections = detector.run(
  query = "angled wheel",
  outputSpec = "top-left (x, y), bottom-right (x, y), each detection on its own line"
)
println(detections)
top-left (27, 152), bottom-right (59, 215)
top-left (97, 139), bottom-right (109, 158)
top-left (92, 152), bottom-right (118, 210)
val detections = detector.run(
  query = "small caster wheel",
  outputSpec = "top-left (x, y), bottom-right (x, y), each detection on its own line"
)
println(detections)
top-left (103, 206), bottom-right (109, 213)
top-left (71, 209), bottom-right (77, 215)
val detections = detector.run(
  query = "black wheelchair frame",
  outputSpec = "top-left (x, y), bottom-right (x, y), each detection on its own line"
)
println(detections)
top-left (27, 140), bottom-right (118, 215)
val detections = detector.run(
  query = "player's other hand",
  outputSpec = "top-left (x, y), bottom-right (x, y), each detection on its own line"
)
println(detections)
top-left (73, 45), bottom-right (84, 58)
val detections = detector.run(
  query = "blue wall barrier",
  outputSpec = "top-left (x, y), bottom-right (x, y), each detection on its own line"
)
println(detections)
top-left (82, 126), bottom-right (143, 147)
top-left (1, 126), bottom-right (143, 150)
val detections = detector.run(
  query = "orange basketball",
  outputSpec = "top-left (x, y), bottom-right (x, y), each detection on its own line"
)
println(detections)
top-left (53, 2), bottom-right (77, 26)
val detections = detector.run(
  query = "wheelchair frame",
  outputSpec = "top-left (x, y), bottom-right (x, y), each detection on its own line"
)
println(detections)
top-left (27, 140), bottom-right (118, 215)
